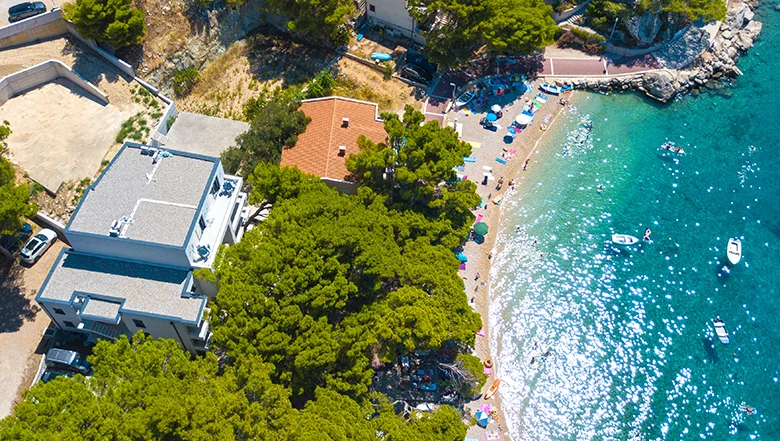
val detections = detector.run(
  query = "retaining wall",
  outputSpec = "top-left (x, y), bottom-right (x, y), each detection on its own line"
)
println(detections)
top-left (0, 9), bottom-right (68, 49)
top-left (0, 60), bottom-right (108, 105)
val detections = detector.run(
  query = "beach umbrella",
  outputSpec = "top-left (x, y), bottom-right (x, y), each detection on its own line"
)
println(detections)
top-left (456, 252), bottom-right (468, 262)
top-left (486, 113), bottom-right (497, 122)
top-left (473, 222), bottom-right (489, 236)
top-left (475, 410), bottom-right (490, 428)
top-left (516, 113), bottom-right (534, 125)
top-left (491, 104), bottom-right (502, 113)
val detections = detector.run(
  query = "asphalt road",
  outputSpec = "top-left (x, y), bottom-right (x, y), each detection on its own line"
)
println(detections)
top-left (0, 0), bottom-right (57, 26)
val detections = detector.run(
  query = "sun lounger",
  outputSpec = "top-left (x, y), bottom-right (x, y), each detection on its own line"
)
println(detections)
top-left (463, 156), bottom-right (476, 162)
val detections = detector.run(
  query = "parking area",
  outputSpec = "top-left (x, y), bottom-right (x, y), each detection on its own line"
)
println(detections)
top-left (0, 225), bottom-right (64, 418)
top-left (0, 0), bottom-right (57, 26)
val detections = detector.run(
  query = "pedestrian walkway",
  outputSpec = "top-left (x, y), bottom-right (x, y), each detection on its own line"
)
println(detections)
top-left (542, 54), bottom-right (660, 77)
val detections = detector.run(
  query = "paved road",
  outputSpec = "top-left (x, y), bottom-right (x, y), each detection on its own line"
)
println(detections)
top-left (0, 0), bottom-right (57, 26)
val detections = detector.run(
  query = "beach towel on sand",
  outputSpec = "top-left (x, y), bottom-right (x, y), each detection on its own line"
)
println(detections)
top-left (464, 156), bottom-right (477, 162)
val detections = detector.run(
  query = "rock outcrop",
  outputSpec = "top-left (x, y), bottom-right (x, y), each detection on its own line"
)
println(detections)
top-left (623, 12), bottom-right (663, 47)
top-left (554, 0), bottom-right (762, 103)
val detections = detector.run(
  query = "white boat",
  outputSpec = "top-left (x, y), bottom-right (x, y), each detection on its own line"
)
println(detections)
top-left (713, 317), bottom-right (730, 344)
top-left (540, 83), bottom-right (561, 95)
top-left (612, 234), bottom-right (639, 245)
top-left (455, 89), bottom-right (476, 107)
top-left (727, 238), bottom-right (741, 264)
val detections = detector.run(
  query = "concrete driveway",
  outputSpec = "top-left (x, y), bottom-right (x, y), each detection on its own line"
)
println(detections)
top-left (0, 229), bottom-right (63, 418)
top-left (0, 0), bottom-right (57, 26)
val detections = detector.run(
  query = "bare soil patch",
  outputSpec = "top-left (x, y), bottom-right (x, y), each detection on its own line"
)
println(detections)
top-left (178, 30), bottom-right (336, 120)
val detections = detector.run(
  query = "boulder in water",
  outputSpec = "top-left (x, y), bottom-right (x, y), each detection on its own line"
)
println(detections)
top-left (643, 71), bottom-right (677, 102)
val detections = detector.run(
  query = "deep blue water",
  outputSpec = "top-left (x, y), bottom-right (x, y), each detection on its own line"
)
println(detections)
top-left (490, 4), bottom-right (780, 440)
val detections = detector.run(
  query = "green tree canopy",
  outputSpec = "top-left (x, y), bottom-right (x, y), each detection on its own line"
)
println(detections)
top-left (1, 335), bottom-right (469, 440)
top-left (207, 167), bottom-right (481, 401)
top-left (221, 95), bottom-right (311, 176)
top-left (346, 106), bottom-right (481, 248)
top-left (659, 0), bottom-right (725, 23)
top-left (0, 140), bottom-right (37, 235)
top-left (262, 0), bottom-right (353, 44)
top-left (410, 0), bottom-right (557, 67)
top-left (64, 0), bottom-right (146, 48)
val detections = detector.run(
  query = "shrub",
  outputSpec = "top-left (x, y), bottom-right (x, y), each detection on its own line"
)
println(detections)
top-left (305, 69), bottom-right (336, 99)
top-left (557, 31), bottom-right (577, 48)
top-left (172, 68), bottom-right (200, 97)
top-left (583, 42), bottom-right (606, 55)
top-left (570, 27), bottom-right (606, 43)
top-left (64, 0), bottom-right (145, 48)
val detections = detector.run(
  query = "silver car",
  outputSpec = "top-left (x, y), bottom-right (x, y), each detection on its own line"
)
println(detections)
top-left (20, 228), bottom-right (57, 264)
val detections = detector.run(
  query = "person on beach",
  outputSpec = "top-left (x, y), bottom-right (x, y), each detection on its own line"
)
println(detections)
top-left (523, 159), bottom-right (530, 171)
top-left (475, 272), bottom-right (481, 281)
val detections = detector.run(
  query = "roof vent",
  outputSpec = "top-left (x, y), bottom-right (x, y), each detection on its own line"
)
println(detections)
top-left (338, 145), bottom-right (347, 156)
top-left (342, 117), bottom-right (350, 128)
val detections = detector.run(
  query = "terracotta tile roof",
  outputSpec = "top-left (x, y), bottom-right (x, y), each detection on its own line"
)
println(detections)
top-left (281, 97), bottom-right (387, 182)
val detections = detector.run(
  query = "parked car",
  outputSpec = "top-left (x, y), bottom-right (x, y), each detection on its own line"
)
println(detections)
top-left (44, 348), bottom-right (92, 375)
top-left (7, 1), bottom-right (47, 22)
top-left (41, 370), bottom-right (74, 383)
top-left (19, 228), bottom-right (57, 264)
top-left (400, 64), bottom-right (432, 85)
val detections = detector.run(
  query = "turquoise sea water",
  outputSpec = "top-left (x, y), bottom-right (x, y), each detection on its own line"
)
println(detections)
top-left (490, 5), bottom-right (780, 440)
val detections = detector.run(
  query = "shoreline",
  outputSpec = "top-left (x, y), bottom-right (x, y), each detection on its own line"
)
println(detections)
top-left (455, 86), bottom-right (578, 441)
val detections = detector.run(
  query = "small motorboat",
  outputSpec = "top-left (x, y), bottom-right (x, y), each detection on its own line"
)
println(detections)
top-left (713, 317), bottom-right (730, 344)
top-left (455, 89), bottom-right (476, 107)
top-left (540, 83), bottom-right (561, 95)
top-left (612, 234), bottom-right (639, 245)
top-left (370, 52), bottom-right (393, 61)
top-left (484, 378), bottom-right (501, 400)
top-left (661, 142), bottom-right (685, 155)
top-left (727, 238), bottom-right (741, 264)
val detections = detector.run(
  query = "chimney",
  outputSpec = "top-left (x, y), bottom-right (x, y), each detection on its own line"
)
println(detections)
top-left (342, 117), bottom-right (350, 128)
top-left (338, 145), bottom-right (347, 156)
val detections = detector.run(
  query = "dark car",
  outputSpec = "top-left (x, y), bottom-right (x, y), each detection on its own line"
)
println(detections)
top-left (400, 64), bottom-right (433, 85)
top-left (8, 2), bottom-right (47, 22)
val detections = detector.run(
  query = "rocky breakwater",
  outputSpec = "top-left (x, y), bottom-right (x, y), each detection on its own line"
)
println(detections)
top-left (555, 0), bottom-right (762, 102)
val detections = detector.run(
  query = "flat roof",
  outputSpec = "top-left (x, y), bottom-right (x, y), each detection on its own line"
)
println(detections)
top-left (67, 144), bottom-right (218, 247)
top-left (164, 112), bottom-right (250, 158)
top-left (38, 250), bottom-right (203, 323)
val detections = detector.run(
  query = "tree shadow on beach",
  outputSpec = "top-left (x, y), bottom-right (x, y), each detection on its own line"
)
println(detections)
top-left (0, 258), bottom-right (40, 334)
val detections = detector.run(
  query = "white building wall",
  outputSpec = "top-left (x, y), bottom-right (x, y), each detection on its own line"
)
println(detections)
top-left (66, 233), bottom-right (191, 269)
top-left (41, 302), bottom-right (82, 331)
top-left (367, 0), bottom-right (416, 35)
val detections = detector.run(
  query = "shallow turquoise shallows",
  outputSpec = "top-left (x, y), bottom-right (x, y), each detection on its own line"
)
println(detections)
top-left (491, 5), bottom-right (780, 440)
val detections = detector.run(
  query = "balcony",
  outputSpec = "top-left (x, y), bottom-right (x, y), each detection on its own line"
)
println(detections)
top-left (187, 319), bottom-right (210, 340)
top-left (191, 175), bottom-right (245, 267)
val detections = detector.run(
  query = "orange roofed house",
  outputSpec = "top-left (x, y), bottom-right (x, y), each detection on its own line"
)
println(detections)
top-left (280, 97), bottom-right (387, 193)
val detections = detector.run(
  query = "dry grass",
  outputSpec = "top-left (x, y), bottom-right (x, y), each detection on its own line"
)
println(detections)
top-left (132, 0), bottom-right (192, 73)
top-left (333, 58), bottom-right (425, 114)
top-left (177, 31), bottom-right (336, 120)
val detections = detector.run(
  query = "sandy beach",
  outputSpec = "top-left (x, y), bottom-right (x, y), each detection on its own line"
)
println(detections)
top-left (444, 83), bottom-right (577, 441)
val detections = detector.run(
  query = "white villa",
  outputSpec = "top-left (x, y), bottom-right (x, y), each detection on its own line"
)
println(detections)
top-left (35, 142), bottom-right (247, 355)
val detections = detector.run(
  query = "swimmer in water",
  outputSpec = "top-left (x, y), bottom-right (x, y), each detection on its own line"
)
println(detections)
top-left (643, 228), bottom-right (652, 241)
top-left (740, 405), bottom-right (755, 415)
top-left (597, 184), bottom-right (604, 192)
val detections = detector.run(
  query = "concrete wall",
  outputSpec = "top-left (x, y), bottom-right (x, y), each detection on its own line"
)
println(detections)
top-left (0, 9), bottom-right (68, 50)
top-left (0, 60), bottom-right (109, 106)
top-left (66, 232), bottom-right (192, 269)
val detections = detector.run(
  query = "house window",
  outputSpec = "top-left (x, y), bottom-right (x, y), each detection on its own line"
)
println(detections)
top-left (369, 4), bottom-right (375, 11)
top-left (53, 308), bottom-right (65, 315)
top-left (210, 178), bottom-right (221, 195)
top-left (63, 321), bottom-right (75, 328)
top-left (133, 319), bottom-right (146, 329)
top-left (199, 216), bottom-right (207, 232)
